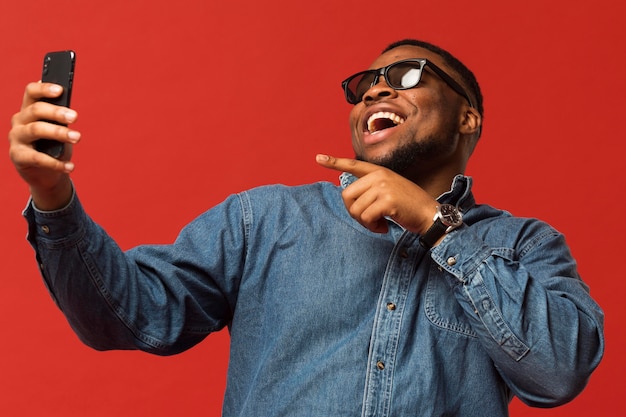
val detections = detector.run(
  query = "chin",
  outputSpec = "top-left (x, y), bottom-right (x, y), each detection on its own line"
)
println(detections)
top-left (354, 143), bottom-right (399, 166)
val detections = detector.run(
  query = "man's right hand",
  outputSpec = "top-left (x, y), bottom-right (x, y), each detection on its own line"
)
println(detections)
top-left (9, 82), bottom-right (81, 211)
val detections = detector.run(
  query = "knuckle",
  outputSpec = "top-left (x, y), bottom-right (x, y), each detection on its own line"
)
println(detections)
top-left (361, 213), bottom-right (378, 230)
top-left (341, 187), bottom-right (357, 202)
top-left (8, 127), bottom-right (20, 145)
top-left (25, 121), bottom-right (41, 138)
top-left (348, 205), bottom-right (360, 218)
top-left (10, 111), bottom-right (22, 128)
top-left (53, 124), bottom-right (67, 138)
top-left (23, 82), bottom-right (38, 99)
top-left (30, 101), bottom-right (46, 116)
top-left (30, 121), bottom-right (53, 140)
top-left (375, 169), bottom-right (391, 180)
top-left (26, 81), bottom-right (41, 91)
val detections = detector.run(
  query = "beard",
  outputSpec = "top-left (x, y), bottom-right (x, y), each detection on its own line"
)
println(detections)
top-left (356, 130), bottom-right (457, 175)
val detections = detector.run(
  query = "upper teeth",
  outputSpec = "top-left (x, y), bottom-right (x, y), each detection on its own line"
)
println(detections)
top-left (367, 111), bottom-right (405, 133)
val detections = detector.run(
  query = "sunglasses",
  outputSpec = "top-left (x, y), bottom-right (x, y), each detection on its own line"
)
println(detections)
top-left (341, 58), bottom-right (474, 108)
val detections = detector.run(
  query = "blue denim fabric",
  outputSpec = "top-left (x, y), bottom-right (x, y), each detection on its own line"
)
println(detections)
top-left (24, 175), bottom-right (604, 417)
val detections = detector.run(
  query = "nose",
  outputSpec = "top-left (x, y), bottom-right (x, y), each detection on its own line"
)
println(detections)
top-left (362, 76), bottom-right (398, 103)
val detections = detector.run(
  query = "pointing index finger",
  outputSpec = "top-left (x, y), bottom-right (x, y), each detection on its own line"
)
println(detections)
top-left (316, 154), bottom-right (380, 178)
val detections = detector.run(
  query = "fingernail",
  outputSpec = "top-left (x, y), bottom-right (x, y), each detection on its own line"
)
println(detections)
top-left (65, 110), bottom-right (77, 123)
top-left (64, 162), bottom-right (75, 172)
top-left (68, 131), bottom-right (81, 142)
top-left (316, 154), bottom-right (329, 162)
top-left (49, 85), bottom-right (62, 94)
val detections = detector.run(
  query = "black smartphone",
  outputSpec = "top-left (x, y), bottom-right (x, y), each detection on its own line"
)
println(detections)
top-left (34, 50), bottom-right (76, 158)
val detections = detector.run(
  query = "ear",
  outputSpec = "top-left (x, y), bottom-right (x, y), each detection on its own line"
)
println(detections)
top-left (459, 106), bottom-right (481, 136)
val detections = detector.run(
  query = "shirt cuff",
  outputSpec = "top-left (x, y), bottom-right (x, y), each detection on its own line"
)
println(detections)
top-left (22, 186), bottom-right (87, 243)
top-left (429, 224), bottom-right (492, 283)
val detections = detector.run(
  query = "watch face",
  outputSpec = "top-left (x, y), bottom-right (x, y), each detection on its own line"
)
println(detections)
top-left (439, 204), bottom-right (463, 227)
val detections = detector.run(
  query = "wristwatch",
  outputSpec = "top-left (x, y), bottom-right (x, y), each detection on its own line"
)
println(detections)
top-left (419, 204), bottom-right (463, 248)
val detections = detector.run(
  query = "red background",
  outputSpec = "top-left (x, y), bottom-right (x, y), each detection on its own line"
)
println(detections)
top-left (1, 0), bottom-right (624, 415)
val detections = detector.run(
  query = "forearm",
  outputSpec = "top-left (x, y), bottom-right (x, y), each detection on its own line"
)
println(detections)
top-left (24, 192), bottom-right (235, 355)
top-left (25, 192), bottom-right (153, 351)
top-left (431, 223), bottom-right (605, 406)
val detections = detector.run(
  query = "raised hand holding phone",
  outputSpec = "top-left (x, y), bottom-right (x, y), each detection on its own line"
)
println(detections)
top-left (8, 51), bottom-right (79, 211)
top-left (34, 50), bottom-right (76, 158)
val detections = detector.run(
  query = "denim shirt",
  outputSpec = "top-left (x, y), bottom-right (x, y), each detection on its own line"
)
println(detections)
top-left (24, 175), bottom-right (604, 417)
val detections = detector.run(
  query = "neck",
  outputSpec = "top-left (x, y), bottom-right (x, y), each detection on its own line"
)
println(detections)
top-left (402, 162), bottom-right (466, 199)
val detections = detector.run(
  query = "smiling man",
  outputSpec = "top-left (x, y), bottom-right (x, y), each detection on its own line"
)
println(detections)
top-left (9, 39), bottom-right (604, 416)
top-left (348, 41), bottom-right (481, 189)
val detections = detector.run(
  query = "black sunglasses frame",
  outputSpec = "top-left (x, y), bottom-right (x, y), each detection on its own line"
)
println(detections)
top-left (341, 58), bottom-right (474, 108)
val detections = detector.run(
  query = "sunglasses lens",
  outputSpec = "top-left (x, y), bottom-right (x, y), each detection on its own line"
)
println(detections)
top-left (387, 62), bottom-right (423, 90)
top-left (343, 61), bottom-right (424, 104)
top-left (345, 72), bottom-right (376, 104)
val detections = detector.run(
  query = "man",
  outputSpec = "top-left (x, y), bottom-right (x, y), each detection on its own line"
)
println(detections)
top-left (9, 39), bottom-right (604, 416)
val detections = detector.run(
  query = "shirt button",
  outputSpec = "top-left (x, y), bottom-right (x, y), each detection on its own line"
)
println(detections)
top-left (400, 250), bottom-right (409, 259)
top-left (386, 302), bottom-right (396, 311)
top-left (447, 256), bottom-right (457, 266)
top-left (41, 225), bottom-right (50, 234)
top-left (376, 361), bottom-right (385, 370)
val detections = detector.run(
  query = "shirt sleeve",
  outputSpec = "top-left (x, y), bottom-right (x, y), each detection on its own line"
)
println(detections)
top-left (430, 220), bottom-right (605, 407)
top-left (23, 191), bottom-right (246, 356)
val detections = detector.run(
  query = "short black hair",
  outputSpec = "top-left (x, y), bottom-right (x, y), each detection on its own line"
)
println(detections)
top-left (383, 39), bottom-right (484, 119)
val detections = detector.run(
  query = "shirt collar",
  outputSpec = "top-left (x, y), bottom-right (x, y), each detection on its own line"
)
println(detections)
top-left (339, 172), bottom-right (475, 213)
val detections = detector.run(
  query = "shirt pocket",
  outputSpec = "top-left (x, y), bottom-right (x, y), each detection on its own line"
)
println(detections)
top-left (423, 262), bottom-right (477, 338)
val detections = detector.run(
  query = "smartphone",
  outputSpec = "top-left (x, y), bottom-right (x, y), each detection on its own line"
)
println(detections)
top-left (34, 50), bottom-right (76, 158)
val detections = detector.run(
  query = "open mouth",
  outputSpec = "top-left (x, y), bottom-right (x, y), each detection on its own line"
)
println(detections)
top-left (366, 111), bottom-right (405, 134)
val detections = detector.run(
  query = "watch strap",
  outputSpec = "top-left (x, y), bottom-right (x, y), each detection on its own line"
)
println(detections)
top-left (419, 218), bottom-right (449, 249)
